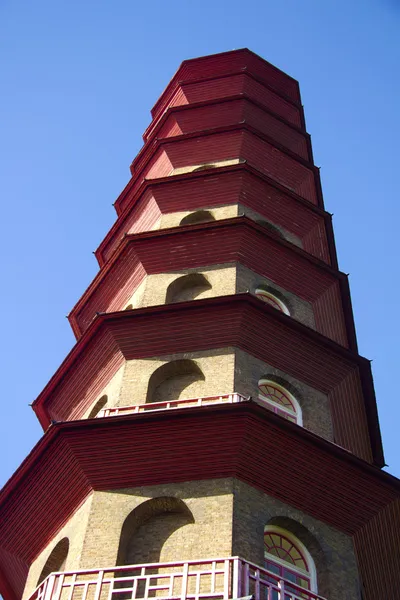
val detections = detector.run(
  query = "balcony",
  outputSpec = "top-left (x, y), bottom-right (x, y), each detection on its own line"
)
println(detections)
top-left (30, 557), bottom-right (326, 600)
top-left (97, 393), bottom-right (248, 418)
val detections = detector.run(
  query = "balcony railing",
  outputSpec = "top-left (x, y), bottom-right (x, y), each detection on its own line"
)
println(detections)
top-left (97, 393), bottom-right (248, 418)
top-left (30, 557), bottom-right (327, 600)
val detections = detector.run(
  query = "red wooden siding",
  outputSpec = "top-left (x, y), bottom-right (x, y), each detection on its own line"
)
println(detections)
top-left (0, 404), bottom-right (396, 599)
top-left (44, 329), bottom-right (124, 423)
top-left (313, 283), bottom-right (349, 346)
top-left (73, 251), bottom-right (146, 335)
top-left (100, 169), bottom-right (330, 266)
top-left (124, 129), bottom-right (320, 213)
top-left (329, 369), bottom-right (374, 463)
top-left (175, 50), bottom-right (301, 102)
top-left (126, 193), bottom-right (162, 234)
top-left (156, 99), bottom-right (311, 160)
top-left (40, 297), bottom-right (375, 463)
top-left (354, 498), bottom-right (400, 600)
top-left (73, 221), bottom-right (347, 344)
top-left (160, 74), bottom-right (303, 130)
top-left (150, 49), bottom-right (302, 126)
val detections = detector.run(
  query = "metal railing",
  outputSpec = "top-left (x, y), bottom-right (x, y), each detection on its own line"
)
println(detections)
top-left (97, 394), bottom-right (248, 418)
top-left (29, 557), bottom-right (327, 600)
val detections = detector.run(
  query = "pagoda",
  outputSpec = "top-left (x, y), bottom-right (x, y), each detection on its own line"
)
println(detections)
top-left (1, 49), bottom-right (400, 600)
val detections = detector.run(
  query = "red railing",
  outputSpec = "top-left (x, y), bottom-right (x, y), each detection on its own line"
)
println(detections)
top-left (97, 393), bottom-right (248, 418)
top-left (29, 557), bottom-right (327, 600)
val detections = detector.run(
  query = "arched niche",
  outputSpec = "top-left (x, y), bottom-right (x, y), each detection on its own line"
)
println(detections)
top-left (146, 359), bottom-right (205, 404)
top-left (37, 538), bottom-right (69, 585)
top-left (179, 210), bottom-right (216, 227)
top-left (191, 164), bottom-right (216, 173)
top-left (87, 395), bottom-right (108, 419)
top-left (165, 273), bottom-right (212, 304)
top-left (117, 497), bottom-right (195, 566)
top-left (256, 220), bottom-right (285, 240)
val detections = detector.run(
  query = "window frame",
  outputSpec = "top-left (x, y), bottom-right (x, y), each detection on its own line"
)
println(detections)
top-left (255, 289), bottom-right (290, 315)
top-left (258, 379), bottom-right (302, 426)
top-left (264, 525), bottom-right (317, 593)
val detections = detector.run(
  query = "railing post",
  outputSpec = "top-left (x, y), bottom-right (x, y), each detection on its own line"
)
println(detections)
top-left (181, 561), bottom-right (189, 600)
top-left (279, 578), bottom-right (285, 600)
top-left (92, 570), bottom-right (104, 600)
top-left (243, 561), bottom-right (250, 596)
top-left (43, 576), bottom-right (56, 600)
top-left (232, 558), bottom-right (240, 599)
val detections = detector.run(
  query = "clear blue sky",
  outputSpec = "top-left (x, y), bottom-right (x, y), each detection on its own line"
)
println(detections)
top-left (1, 0), bottom-right (399, 487)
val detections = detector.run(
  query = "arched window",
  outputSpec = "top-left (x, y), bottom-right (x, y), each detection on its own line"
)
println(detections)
top-left (179, 210), bottom-right (215, 226)
top-left (37, 538), bottom-right (69, 585)
top-left (87, 395), bottom-right (108, 419)
top-left (258, 380), bottom-right (302, 425)
top-left (165, 273), bottom-right (212, 304)
top-left (264, 525), bottom-right (317, 594)
top-left (146, 359), bottom-right (205, 404)
top-left (255, 289), bottom-right (290, 315)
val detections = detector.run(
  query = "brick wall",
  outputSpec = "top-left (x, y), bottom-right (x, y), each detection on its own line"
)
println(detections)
top-left (234, 348), bottom-right (334, 442)
top-left (236, 263), bottom-right (315, 330)
top-left (79, 480), bottom-right (233, 568)
top-left (24, 479), bottom-right (361, 600)
top-left (232, 479), bottom-right (361, 600)
top-left (118, 349), bottom-right (236, 407)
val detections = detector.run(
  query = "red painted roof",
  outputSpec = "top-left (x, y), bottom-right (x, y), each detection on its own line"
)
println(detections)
top-left (0, 402), bottom-right (397, 600)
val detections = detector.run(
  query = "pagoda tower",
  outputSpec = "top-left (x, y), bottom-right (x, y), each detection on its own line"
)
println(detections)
top-left (1, 49), bottom-right (400, 600)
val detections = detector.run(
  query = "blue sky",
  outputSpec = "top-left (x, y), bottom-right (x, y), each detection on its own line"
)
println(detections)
top-left (1, 0), bottom-right (399, 486)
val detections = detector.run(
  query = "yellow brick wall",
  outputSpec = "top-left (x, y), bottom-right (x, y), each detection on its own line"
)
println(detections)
top-left (123, 265), bottom-right (236, 310)
top-left (79, 480), bottom-right (234, 568)
top-left (232, 479), bottom-right (361, 600)
top-left (234, 348), bottom-right (334, 442)
top-left (23, 478), bottom-right (361, 600)
top-left (118, 348), bottom-right (235, 408)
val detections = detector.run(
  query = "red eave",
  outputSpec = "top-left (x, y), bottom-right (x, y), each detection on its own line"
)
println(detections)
top-left (150, 49), bottom-right (303, 123)
top-left (69, 216), bottom-right (354, 346)
top-left (100, 163), bottom-right (334, 266)
top-left (0, 402), bottom-right (398, 600)
top-left (129, 121), bottom-right (316, 179)
top-left (142, 96), bottom-right (312, 161)
top-left (117, 123), bottom-right (323, 211)
top-left (33, 294), bottom-right (382, 465)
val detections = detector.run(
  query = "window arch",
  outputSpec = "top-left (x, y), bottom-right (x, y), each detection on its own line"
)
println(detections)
top-left (146, 359), bottom-right (205, 404)
top-left (179, 210), bottom-right (215, 226)
top-left (87, 395), bottom-right (108, 419)
top-left (258, 380), bottom-right (302, 425)
top-left (37, 538), bottom-right (69, 585)
top-left (264, 525), bottom-right (317, 593)
top-left (255, 288), bottom-right (290, 315)
top-left (165, 273), bottom-right (212, 304)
